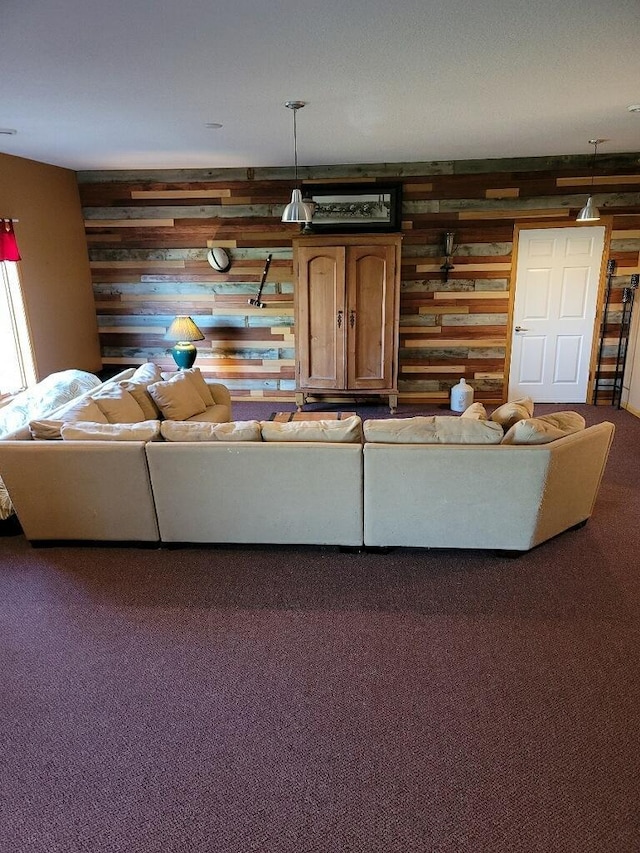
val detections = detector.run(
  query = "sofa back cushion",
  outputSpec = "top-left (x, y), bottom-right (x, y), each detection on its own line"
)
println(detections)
top-left (501, 412), bottom-right (586, 445)
top-left (489, 397), bottom-right (534, 429)
top-left (160, 368), bottom-right (214, 406)
top-left (363, 416), bottom-right (503, 444)
top-left (160, 420), bottom-right (261, 442)
top-left (92, 385), bottom-right (147, 424)
top-left (460, 402), bottom-right (488, 420)
top-left (148, 373), bottom-right (208, 420)
top-left (119, 381), bottom-right (162, 420)
top-left (260, 415), bottom-right (363, 443)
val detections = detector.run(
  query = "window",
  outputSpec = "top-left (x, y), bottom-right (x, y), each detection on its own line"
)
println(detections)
top-left (0, 262), bottom-right (36, 396)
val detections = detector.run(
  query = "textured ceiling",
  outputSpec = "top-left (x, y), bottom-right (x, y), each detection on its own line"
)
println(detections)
top-left (1, 0), bottom-right (639, 171)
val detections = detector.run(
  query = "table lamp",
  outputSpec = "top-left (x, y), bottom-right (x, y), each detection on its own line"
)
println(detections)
top-left (165, 315), bottom-right (205, 369)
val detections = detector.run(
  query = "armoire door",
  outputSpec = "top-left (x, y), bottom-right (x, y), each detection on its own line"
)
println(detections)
top-left (296, 245), bottom-right (346, 389)
top-left (346, 244), bottom-right (396, 390)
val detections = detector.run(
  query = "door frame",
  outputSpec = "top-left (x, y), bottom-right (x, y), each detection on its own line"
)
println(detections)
top-left (505, 219), bottom-right (613, 404)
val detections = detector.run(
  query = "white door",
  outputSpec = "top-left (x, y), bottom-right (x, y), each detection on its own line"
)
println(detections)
top-left (509, 226), bottom-right (605, 403)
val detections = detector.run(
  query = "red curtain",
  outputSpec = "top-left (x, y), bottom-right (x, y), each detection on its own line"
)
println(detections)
top-left (0, 219), bottom-right (21, 261)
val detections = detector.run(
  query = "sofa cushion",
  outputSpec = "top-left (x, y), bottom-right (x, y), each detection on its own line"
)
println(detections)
top-left (29, 398), bottom-right (109, 440)
top-left (119, 380), bottom-right (162, 420)
top-left (131, 363), bottom-right (163, 384)
top-left (160, 420), bottom-right (261, 442)
top-left (260, 415), bottom-right (363, 443)
top-left (61, 420), bottom-right (162, 442)
top-left (501, 411), bottom-right (586, 445)
top-left (148, 373), bottom-right (208, 420)
top-left (92, 385), bottom-right (147, 424)
top-left (490, 397), bottom-right (534, 429)
top-left (363, 416), bottom-right (503, 444)
top-left (184, 404), bottom-right (232, 424)
top-left (160, 368), bottom-right (214, 406)
top-left (460, 402), bottom-right (488, 420)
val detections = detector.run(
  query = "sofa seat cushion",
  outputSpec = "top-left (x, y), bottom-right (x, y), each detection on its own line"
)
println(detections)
top-left (148, 373), bottom-right (208, 420)
top-left (160, 420), bottom-right (261, 442)
top-left (61, 420), bottom-right (161, 442)
top-left (501, 412), bottom-right (586, 445)
top-left (260, 415), bottom-right (363, 443)
top-left (363, 416), bottom-right (503, 444)
top-left (490, 397), bottom-right (534, 429)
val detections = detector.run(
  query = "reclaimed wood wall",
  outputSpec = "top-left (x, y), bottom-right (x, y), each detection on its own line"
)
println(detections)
top-left (78, 153), bottom-right (640, 404)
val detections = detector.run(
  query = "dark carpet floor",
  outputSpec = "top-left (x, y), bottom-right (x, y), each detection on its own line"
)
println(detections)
top-left (1, 403), bottom-right (639, 852)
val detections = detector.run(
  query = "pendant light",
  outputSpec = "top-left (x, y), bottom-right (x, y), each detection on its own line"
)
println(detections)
top-left (281, 100), bottom-right (313, 224)
top-left (577, 138), bottom-right (604, 222)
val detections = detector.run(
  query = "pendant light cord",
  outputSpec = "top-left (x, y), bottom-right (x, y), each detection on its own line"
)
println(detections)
top-left (589, 140), bottom-right (599, 190)
top-left (292, 107), bottom-right (299, 186)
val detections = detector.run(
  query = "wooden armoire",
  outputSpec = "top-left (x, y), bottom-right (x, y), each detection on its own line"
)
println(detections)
top-left (293, 233), bottom-right (402, 412)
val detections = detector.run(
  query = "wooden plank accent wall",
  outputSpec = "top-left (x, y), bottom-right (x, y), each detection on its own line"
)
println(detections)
top-left (78, 153), bottom-right (640, 404)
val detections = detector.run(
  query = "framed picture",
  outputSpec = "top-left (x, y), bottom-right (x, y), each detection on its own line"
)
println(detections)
top-left (301, 182), bottom-right (402, 233)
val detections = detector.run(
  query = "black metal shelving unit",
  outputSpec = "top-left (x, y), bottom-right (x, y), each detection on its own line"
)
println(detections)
top-left (593, 259), bottom-right (616, 405)
top-left (612, 272), bottom-right (639, 409)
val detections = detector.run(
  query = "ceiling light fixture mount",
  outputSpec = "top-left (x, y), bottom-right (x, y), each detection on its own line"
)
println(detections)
top-left (577, 138), bottom-right (607, 222)
top-left (281, 100), bottom-right (313, 224)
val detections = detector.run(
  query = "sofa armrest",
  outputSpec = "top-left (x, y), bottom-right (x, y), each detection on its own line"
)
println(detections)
top-left (205, 381), bottom-right (232, 409)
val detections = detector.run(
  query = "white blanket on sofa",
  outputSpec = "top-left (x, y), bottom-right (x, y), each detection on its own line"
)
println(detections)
top-left (0, 369), bottom-right (101, 520)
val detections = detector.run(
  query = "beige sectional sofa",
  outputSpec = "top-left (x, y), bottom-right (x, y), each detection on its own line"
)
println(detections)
top-left (0, 381), bottom-right (615, 552)
top-left (0, 364), bottom-right (232, 542)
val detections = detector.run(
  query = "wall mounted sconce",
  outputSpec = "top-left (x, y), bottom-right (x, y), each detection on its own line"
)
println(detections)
top-left (440, 231), bottom-right (456, 282)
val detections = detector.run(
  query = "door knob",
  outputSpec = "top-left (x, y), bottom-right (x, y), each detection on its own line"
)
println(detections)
top-left (515, 325), bottom-right (529, 332)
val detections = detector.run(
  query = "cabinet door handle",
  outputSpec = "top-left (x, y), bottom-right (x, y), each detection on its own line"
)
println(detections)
top-left (337, 310), bottom-right (343, 328)
top-left (350, 309), bottom-right (356, 328)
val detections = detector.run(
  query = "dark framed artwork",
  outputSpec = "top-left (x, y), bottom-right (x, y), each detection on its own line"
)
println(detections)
top-left (301, 182), bottom-right (402, 233)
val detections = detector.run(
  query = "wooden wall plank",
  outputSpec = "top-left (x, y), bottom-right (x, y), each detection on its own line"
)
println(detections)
top-left (79, 153), bottom-right (640, 403)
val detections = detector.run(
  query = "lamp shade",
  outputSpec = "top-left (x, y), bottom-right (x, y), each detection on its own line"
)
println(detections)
top-left (281, 189), bottom-right (313, 223)
top-left (164, 316), bottom-right (205, 343)
top-left (577, 196), bottom-right (600, 222)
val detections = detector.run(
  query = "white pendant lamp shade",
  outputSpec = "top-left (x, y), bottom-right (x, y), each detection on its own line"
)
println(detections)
top-left (577, 138), bottom-right (604, 222)
top-left (577, 196), bottom-right (600, 222)
top-left (281, 100), bottom-right (313, 224)
top-left (282, 188), bottom-right (313, 223)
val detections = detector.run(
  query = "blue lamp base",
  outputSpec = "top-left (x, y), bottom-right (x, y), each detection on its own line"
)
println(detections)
top-left (171, 342), bottom-right (198, 369)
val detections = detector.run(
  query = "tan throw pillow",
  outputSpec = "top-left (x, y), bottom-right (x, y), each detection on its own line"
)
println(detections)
top-left (92, 385), bottom-right (147, 424)
top-left (30, 398), bottom-right (109, 438)
top-left (501, 411), bottom-right (586, 445)
top-left (119, 381), bottom-right (161, 420)
top-left (160, 368), bottom-right (214, 406)
top-left (131, 363), bottom-right (163, 384)
top-left (160, 420), bottom-right (261, 442)
top-left (260, 416), bottom-right (363, 443)
top-left (490, 397), bottom-right (535, 429)
top-left (147, 373), bottom-right (208, 420)
top-left (61, 420), bottom-right (161, 442)
top-left (363, 416), bottom-right (503, 444)
top-left (460, 402), bottom-right (488, 420)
